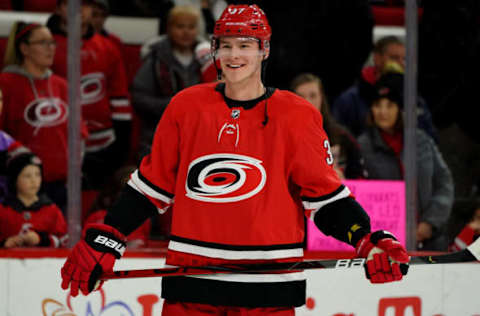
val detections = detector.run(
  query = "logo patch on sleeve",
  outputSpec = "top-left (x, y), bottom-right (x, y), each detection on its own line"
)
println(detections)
top-left (186, 153), bottom-right (266, 203)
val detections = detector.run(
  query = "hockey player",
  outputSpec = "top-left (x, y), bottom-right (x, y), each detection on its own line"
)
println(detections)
top-left (60, 4), bottom-right (410, 315)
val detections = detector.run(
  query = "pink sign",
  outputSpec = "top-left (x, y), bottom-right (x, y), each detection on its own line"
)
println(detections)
top-left (307, 180), bottom-right (406, 251)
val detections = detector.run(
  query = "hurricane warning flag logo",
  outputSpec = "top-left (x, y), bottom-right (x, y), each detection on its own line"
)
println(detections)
top-left (186, 153), bottom-right (266, 203)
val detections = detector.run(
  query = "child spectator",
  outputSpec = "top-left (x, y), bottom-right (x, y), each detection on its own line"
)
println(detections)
top-left (290, 73), bottom-right (366, 179)
top-left (132, 5), bottom-right (203, 161)
top-left (0, 87), bottom-right (30, 201)
top-left (448, 198), bottom-right (480, 252)
top-left (83, 165), bottom-right (153, 248)
top-left (0, 152), bottom-right (67, 248)
top-left (357, 72), bottom-right (454, 251)
top-left (0, 21), bottom-right (75, 212)
top-left (47, 0), bottom-right (132, 190)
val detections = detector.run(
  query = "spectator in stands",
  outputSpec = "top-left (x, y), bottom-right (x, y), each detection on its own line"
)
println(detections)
top-left (332, 35), bottom-right (436, 140)
top-left (131, 5), bottom-right (203, 161)
top-left (0, 88), bottom-right (30, 202)
top-left (47, 0), bottom-right (132, 190)
top-left (448, 198), bottom-right (480, 252)
top-left (90, 0), bottom-right (125, 58)
top-left (172, 0), bottom-right (227, 35)
top-left (0, 22), bottom-right (75, 212)
top-left (84, 165), bottom-right (153, 248)
top-left (357, 72), bottom-right (454, 251)
top-left (290, 73), bottom-right (366, 179)
top-left (0, 152), bottom-right (67, 248)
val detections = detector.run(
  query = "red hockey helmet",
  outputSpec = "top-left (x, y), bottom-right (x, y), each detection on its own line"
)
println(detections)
top-left (212, 4), bottom-right (271, 48)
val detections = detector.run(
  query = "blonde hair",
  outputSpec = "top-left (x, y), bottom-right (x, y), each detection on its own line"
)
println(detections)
top-left (167, 5), bottom-right (201, 27)
top-left (4, 21), bottom-right (43, 66)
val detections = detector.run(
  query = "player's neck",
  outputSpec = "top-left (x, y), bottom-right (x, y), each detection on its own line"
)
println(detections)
top-left (224, 79), bottom-right (265, 101)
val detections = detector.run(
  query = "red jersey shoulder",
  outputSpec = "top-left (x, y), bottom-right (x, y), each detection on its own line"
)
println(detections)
top-left (167, 82), bottom-right (220, 111)
top-left (270, 89), bottom-right (323, 128)
top-left (175, 82), bottom-right (219, 99)
top-left (272, 89), bottom-right (318, 114)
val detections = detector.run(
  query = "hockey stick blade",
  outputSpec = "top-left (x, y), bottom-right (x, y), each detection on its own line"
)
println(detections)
top-left (102, 239), bottom-right (480, 280)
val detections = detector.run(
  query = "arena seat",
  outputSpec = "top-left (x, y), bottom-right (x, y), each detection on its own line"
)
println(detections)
top-left (21, 0), bottom-right (56, 12)
top-left (0, 0), bottom-right (12, 10)
top-left (371, 5), bottom-right (424, 26)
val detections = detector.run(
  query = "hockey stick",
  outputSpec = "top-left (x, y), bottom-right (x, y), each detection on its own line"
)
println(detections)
top-left (101, 238), bottom-right (480, 281)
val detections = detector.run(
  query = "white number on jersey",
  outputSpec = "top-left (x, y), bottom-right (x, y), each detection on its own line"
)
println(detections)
top-left (324, 140), bottom-right (334, 165)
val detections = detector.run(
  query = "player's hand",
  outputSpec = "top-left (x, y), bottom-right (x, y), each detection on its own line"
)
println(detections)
top-left (61, 223), bottom-right (126, 296)
top-left (355, 230), bottom-right (409, 284)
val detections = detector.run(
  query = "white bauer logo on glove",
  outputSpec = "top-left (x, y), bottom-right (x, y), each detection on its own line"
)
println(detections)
top-left (94, 235), bottom-right (126, 256)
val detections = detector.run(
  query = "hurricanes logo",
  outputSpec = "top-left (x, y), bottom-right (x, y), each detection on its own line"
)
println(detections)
top-left (24, 97), bottom-right (68, 128)
top-left (186, 153), bottom-right (266, 203)
top-left (80, 72), bottom-right (106, 105)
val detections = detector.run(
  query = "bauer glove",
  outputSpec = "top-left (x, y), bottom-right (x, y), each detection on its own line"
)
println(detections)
top-left (355, 230), bottom-right (409, 283)
top-left (61, 223), bottom-right (126, 296)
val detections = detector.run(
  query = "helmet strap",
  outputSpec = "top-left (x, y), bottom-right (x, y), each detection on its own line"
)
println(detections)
top-left (212, 54), bottom-right (222, 81)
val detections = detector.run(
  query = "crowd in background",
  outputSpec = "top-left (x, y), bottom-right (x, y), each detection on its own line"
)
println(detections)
top-left (0, 0), bottom-right (479, 252)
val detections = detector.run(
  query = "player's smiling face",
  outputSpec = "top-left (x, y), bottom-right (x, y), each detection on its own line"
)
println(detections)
top-left (217, 37), bottom-right (264, 85)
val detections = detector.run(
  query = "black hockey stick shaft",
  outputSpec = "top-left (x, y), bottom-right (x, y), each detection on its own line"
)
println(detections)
top-left (101, 241), bottom-right (480, 280)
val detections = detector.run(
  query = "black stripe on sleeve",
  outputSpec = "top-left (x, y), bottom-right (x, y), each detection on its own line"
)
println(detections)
top-left (301, 184), bottom-right (346, 202)
top-left (137, 169), bottom-right (175, 199)
top-left (313, 196), bottom-right (371, 247)
top-left (104, 184), bottom-right (159, 236)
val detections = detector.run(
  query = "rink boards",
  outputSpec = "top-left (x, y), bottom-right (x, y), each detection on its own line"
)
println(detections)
top-left (0, 251), bottom-right (479, 316)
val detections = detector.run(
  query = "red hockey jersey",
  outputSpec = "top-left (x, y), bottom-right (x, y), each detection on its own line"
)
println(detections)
top-left (0, 66), bottom-right (70, 183)
top-left (51, 28), bottom-right (132, 152)
top-left (128, 83), bottom-right (352, 307)
top-left (0, 195), bottom-right (67, 247)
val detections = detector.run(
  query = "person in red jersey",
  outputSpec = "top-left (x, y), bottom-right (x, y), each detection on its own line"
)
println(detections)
top-left (60, 4), bottom-right (410, 315)
top-left (47, 0), bottom-right (132, 190)
top-left (0, 152), bottom-right (67, 248)
top-left (0, 21), bottom-right (80, 212)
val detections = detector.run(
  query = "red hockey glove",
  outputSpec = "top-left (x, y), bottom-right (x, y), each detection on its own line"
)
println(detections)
top-left (61, 223), bottom-right (126, 296)
top-left (355, 230), bottom-right (409, 284)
